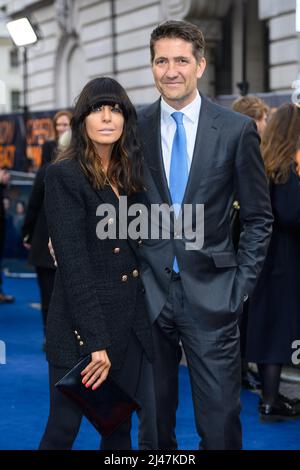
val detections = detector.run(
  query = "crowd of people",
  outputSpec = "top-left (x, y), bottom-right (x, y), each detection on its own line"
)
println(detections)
top-left (0, 19), bottom-right (300, 450)
top-left (232, 96), bottom-right (300, 418)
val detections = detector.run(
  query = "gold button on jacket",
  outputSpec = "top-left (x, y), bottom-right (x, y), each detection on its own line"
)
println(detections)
top-left (113, 247), bottom-right (120, 254)
top-left (132, 269), bottom-right (139, 278)
top-left (121, 275), bottom-right (128, 282)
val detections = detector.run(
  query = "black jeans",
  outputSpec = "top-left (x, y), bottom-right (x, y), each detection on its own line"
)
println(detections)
top-left (39, 333), bottom-right (157, 450)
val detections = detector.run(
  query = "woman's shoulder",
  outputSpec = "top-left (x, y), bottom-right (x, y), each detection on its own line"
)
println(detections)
top-left (48, 157), bottom-right (80, 172)
top-left (46, 158), bottom-right (82, 182)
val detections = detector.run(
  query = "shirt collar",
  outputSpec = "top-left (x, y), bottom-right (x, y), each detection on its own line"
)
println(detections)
top-left (161, 91), bottom-right (201, 124)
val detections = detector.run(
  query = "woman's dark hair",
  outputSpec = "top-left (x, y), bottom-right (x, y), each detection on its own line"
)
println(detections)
top-left (56, 77), bottom-right (143, 193)
top-left (261, 103), bottom-right (300, 184)
top-left (150, 20), bottom-right (205, 63)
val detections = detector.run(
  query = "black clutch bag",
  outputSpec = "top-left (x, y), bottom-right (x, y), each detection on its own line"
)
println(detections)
top-left (55, 355), bottom-right (141, 438)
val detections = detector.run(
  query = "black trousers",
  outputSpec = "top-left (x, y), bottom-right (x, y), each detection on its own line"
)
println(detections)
top-left (35, 267), bottom-right (56, 334)
top-left (39, 333), bottom-right (157, 450)
top-left (152, 278), bottom-right (242, 450)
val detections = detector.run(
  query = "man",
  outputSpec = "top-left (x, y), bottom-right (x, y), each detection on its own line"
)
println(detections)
top-left (232, 95), bottom-right (270, 391)
top-left (232, 95), bottom-right (269, 136)
top-left (136, 20), bottom-right (273, 450)
top-left (0, 169), bottom-right (14, 303)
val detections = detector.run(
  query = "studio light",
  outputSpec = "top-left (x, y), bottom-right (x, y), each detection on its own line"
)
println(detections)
top-left (6, 17), bottom-right (38, 47)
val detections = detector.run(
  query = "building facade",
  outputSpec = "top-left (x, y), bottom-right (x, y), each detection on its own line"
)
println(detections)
top-left (0, 12), bottom-right (22, 114)
top-left (0, 0), bottom-right (299, 111)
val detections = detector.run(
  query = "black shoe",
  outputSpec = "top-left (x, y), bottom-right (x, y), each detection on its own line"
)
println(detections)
top-left (278, 393), bottom-right (300, 406)
top-left (259, 398), bottom-right (300, 421)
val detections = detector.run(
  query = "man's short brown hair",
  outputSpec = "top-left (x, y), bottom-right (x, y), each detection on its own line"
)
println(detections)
top-left (150, 20), bottom-right (205, 63)
top-left (232, 96), bottom-right (269, 121)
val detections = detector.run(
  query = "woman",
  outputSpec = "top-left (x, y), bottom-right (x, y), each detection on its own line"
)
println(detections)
top-left (246, 104), bottom-right (300, 419)
top-left (232, 95), bottom-right (269, 137)
top-left (22, 111), bottom-right (72, 340)
top-left (0, 170), bottom-right (14, 303)
top-left (41, 110), bottom-right (72, 165)
top-left (38, 77), bottom-right (156, 450)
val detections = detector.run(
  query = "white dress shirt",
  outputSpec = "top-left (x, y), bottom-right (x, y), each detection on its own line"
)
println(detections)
top-left (160, 91), bottom-right (202, 185)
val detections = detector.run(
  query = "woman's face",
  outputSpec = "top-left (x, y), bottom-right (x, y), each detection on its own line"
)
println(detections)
top-left (255, 113), bottom-right (268, 137)
top-left (55, 114), bottom-right (71, 137)
top-left (85, 104), bottom-right (124, 153)
top-left (16, 202), bottom-right (24, 214)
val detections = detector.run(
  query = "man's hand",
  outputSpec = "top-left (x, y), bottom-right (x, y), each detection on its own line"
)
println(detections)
top-left (81, 350), bottom-right (111, 390)
top-left (48, 238), bottom-right (57, 267)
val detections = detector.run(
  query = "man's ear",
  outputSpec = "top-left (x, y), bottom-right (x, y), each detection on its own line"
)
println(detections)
top-left (197, 57), bottom-right (206, 79)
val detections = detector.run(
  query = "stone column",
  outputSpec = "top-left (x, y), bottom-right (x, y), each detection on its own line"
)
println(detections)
top-left (259, 0), bottom-right (299, 93)
top-left (161, 0), bottom-right (232, 96)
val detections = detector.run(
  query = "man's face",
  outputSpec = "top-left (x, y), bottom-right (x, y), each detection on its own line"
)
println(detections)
top-left (255, 113), bottom-right (268, 137)
top-left (151, 37), bottom-right (206, 110)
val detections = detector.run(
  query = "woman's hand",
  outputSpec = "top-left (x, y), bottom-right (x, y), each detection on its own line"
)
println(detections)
top-left (81, 350), bottom-right (111, 390)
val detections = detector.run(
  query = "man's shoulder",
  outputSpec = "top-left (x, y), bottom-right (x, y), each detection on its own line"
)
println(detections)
top-left (203, 96), bottom-right (252, 127)
top-left (136, 96), bottom-right (252, 128)
top-left (137, 100), bottom-right (160, 122)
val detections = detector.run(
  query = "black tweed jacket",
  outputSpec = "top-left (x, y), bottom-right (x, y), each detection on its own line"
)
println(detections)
top-left (44, 158), bottom-right (153, 369)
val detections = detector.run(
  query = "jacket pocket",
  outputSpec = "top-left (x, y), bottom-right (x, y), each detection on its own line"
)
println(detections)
top-left (211, 251), bottom-right (238, 268)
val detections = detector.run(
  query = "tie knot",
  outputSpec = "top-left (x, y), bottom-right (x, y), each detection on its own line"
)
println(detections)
top-left (171, 112), bottom-right (184, 126)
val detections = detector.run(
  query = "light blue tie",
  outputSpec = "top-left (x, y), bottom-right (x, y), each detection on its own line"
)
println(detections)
top-left (169, 112), bottom-right (189, 273)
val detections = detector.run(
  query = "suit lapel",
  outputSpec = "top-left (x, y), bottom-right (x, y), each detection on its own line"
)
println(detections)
top-left (140, 100), bottom-right (172, 205)
top-left (183, 95), bottom-right (221, 204)
top-left (140, 96), bottom-right (221, 206)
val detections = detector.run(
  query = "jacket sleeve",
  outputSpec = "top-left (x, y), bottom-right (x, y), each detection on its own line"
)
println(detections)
top-left (44, 163), bottom-right (111, 356)
top-left (22, 164), bottom-right (47, 242)
top-left (233, 120), bottom-right (273, 302)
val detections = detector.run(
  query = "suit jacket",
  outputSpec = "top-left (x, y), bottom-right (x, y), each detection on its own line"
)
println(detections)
top-left (136, 95), bottom-right (273, 323)
top-left (44, 159), bottom-right (153, 369)
top-left (22, 163), bottom-right (54, 269)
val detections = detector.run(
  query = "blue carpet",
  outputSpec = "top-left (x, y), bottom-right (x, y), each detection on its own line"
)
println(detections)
top-left (0, 276), bottom-right (300, 450)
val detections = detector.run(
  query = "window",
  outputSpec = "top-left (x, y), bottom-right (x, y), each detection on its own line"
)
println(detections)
top-left (10, 48), bottom-right (19, 68)
top-left (11, 90), bottom-right (21, 112)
